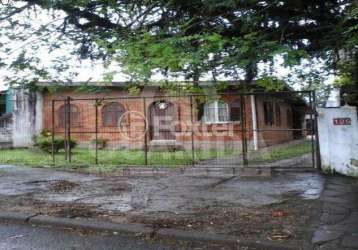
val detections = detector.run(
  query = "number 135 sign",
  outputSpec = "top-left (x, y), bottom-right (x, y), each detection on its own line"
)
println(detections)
top-left (333, 118), bottom-right (351, 126)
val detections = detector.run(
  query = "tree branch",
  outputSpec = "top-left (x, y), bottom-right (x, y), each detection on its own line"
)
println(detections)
top-left (0, 3), bottom-right (32, 21)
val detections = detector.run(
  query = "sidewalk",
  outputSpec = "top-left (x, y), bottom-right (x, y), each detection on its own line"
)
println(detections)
top-left (312, 176), bottom-right (358, 249)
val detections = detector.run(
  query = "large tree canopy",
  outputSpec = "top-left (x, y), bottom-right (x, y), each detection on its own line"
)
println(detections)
top-left (0, 0), bottom-right (357, 92)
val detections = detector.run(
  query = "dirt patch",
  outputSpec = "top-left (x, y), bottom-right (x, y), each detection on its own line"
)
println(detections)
top-left (0, 194), bottom-right (108, 220)
top-left (48, 180), bottom-right (79, 193)
top-left (129, 195), bottom-right (320, 247)
top-left (0, 195), bottom-right (45, 214)
top-left (42, 203), bottom-right (101, 218)
top-left (109, 182), bottom-right (132, 192)
top-left (24, 180), bottom-right (49, 185)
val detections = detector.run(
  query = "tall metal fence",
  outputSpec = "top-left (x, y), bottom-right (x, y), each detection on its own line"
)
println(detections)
top-left (49, 91), bottom-right (319, 168)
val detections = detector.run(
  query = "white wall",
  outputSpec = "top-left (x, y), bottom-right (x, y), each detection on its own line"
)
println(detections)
top-left (12, 89), bottom-right (43, 147)
top-left (318, 105), bottom-right (358, 177)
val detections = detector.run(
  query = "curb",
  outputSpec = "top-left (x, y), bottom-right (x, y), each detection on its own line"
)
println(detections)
top-left (118, 166), bottom-right (318, 178)
top-left (0, 212), bottom-right (152, 236)
top-left (0, 212), bottom-right (35, 223)
top-left (46, 164), bottom-right (318, 178)
top-left (29, 215), bottom-right (152, 235)
top-left (0, 212), bottom-right (305, 250)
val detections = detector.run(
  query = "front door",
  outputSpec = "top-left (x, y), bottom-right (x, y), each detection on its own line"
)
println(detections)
top-left (149, 101), bottom-right (175, 140)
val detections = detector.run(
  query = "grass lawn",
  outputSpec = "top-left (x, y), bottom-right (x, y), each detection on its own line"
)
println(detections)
top-left (248, 141), bottom-right (312, 163)
top-left (0, 147), bottom-right (236, 168)
top-left (0, 140), bottom-right (312, 170)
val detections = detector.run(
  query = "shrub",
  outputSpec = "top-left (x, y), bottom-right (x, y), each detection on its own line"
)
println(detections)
top-left (90, 138), bottom-right (108, 149)
top-left (40, 129), bottom-right (52, 137)
top-left (35, 135), bottom-right (77, 154)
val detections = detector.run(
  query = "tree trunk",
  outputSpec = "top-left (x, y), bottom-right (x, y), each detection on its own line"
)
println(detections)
top-left (244, 63), bottom-right (257, 91)
top-left (193, 70), bottom-right (200, 87)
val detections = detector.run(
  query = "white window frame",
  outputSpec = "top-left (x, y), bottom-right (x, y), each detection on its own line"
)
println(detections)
top-left (203, 100), bottom-right (229, 124)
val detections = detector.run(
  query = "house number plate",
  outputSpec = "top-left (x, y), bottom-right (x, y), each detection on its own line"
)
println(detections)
top-left (333, 118), bottom-right (351, 125)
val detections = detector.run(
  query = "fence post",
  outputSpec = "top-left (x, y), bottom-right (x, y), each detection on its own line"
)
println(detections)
top-left (313, 90), bottom-right (321, 169)
top-left (240, 95), bottom-right (248, 166)
top-left (190, 95), bottom-right (195, 165)
top-left (51, 100), bottom-right (55, 163)
top-left (308, 91), bottom-right (316, 168)
top-left (95, 99), bottom-right (98, 165)
top-left (64, 99), bottom-right (68, 161)
top-left (308, 92), bottom-right (315, 168)
top-left (67, 96), bottom-right (72, 163)
top-left (143, 97), bottom-right (148, 165)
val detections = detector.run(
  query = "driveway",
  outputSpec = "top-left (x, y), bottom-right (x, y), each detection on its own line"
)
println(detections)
top-left (0, 164), bottom-right (323, 213)
top-left (0, 164), bottom-right (326, 246)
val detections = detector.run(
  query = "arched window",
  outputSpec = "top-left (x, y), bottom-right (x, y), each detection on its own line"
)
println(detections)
top-left (202, 100), bottom-right (229, 123)
top-left (58, 104), bottom-right (80, 127)
top-left (229, 99), bottom-right (241, 122)
top-left (102, 102), bottom-right (125, 127)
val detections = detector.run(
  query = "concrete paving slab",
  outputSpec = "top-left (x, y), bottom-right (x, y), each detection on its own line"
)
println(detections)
top-left (341, 234), bottom-right (358, 248)
top-left (320, 213), bottom-right (347, 224)
top-left (312, 225), bottom-right (344, 244)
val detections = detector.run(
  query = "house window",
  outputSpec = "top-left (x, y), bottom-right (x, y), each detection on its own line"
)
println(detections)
top-left (275, 103), bottom-right (281, 126)
top-left (202, 100), bottom-right (229, 123)
top-left (229, 99), bottom-right (241, 122)
top-left (102, 102), bottom-right (125, 127)
top-left (263, 101), bottom-right (274, 125)
top-left (58, 104), bottom-right (80, 127)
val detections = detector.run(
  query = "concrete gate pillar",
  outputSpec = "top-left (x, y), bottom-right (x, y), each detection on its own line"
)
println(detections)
top-left (317, 105), bottom-right (358, 177)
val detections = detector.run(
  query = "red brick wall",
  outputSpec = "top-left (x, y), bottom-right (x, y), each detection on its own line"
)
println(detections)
top-left (255, 95), bottom-right (294, 147)
top-left (43, 89), bottom-right (149, 149)
top-left (42, 88), bottom-right (294, 149)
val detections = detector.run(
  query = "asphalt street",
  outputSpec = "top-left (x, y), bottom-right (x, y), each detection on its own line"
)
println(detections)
top-left (0, 222), bottom-right (173, 250)
top-left (0, 222), bottom-right (244, 250)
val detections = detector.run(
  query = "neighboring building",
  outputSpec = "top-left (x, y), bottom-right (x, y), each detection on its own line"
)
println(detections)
top-left (1, 81), bottom-right (307, 150)
top-left (0, 90), bottom-right (14, 148)
top-left (0, 89), bottom-right (14, 115)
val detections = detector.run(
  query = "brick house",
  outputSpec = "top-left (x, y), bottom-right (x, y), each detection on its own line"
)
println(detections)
top-left (36, 81), bottom-right (306, 151)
